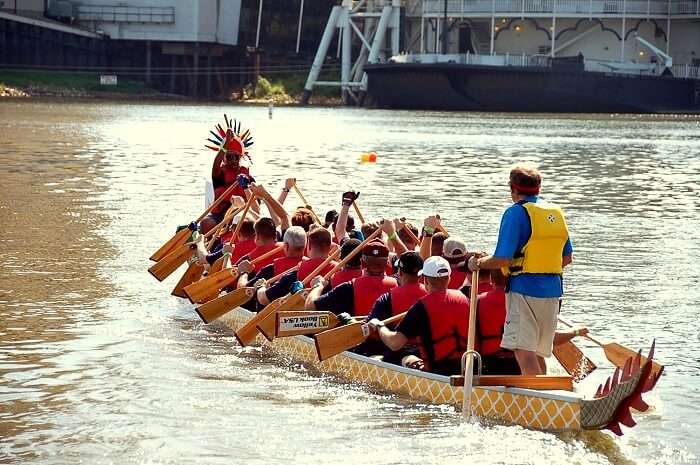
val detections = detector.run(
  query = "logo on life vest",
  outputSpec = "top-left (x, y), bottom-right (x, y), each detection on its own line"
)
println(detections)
top-left (547, 214), bottom-right (556, 223)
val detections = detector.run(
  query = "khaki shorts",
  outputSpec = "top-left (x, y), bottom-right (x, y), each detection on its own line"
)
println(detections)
top-left (501, 292), bottom-right (559, 358)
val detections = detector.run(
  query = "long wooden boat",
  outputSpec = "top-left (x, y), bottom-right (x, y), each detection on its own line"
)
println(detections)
top-left (219, 307), bottom-right (657, 435)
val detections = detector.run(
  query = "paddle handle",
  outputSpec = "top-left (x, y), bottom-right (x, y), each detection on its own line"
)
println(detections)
top-left (249, 244), bottom-right (284, 266)
top-left (321, 227), bottom-right (383, 281)
top-left (293, 185), bottom-right (322, 225)
top-left (558, 317), bottom-right (605, 347)
top-left (352, 202), bottom-right (366, 225)
top-left (301, 245), bottom-right (342, 286)
top-left (462, 270), bottom-right (479, 417)
top-left (269, 265), bottom-right (299, 285)
top-left (229, 193), bottom-right (256, 244)
top-left (195, 181), bottom-right (239, 223)
top-left (381, 311), bottom-right (407, 326)
top-left (402, 222), bottom-right (420, 244)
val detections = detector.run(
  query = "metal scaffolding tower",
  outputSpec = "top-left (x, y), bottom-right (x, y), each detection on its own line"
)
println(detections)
top-left (301, 0), bottom-right (401, 105)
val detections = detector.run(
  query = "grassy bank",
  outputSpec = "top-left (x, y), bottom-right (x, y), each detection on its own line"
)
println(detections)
top-left (243, 72), bottom-right (342, 104)
top-left (0, 70), bottom-right (161, 98)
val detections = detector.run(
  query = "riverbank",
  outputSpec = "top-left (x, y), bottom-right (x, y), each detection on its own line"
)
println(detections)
top-left (0, 70), bottom-right (342, 105)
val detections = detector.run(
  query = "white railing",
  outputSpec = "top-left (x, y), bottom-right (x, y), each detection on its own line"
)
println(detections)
top-left (421, 0), bottom-right (700, 16)
top-left (391, 52), bottom-right (551, 67)
top-left (671, 64), bottom-right (700, 78)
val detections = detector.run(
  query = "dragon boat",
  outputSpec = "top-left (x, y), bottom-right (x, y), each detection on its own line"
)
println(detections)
top-left (218, 307), bottom-right (660, 435)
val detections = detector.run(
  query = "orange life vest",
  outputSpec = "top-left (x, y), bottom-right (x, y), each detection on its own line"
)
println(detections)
top-left (448, 270), bottom-right (468, 290)
top-left (330, 268), bottom-right (362, 288)
top-left (476, 288), bottom-right (507, 356)
top-left (389, 282), bottom-right (427, 316)
top-left (297, 256), bottom-right (337, 282)
top-left (351, 275), bottom-right (398, 317)
top-left (272, 256), bottom-right (303, 276)
top-left (420, 289), bottom-right (472, 369)
top-left (247, 242), bottom-right (284, 271)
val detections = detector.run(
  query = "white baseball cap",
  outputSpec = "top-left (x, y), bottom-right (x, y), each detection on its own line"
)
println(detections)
top-left (419, 256), bottom-right (452, 278)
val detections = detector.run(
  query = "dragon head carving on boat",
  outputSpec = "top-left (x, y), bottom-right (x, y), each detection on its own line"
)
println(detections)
top-left (581, 340), bottom-right (663, 435)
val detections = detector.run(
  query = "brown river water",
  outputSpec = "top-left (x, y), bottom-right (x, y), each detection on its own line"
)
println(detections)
top-left (0, 100), bottom-right (698, 465)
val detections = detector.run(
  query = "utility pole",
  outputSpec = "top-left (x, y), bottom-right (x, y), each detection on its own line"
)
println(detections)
top-left (442, 0), bottom-right (448, 54)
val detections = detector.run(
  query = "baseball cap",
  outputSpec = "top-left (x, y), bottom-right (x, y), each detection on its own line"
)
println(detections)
top-left (397, 251), bottom-right (423, 274)
top-left (362, 240), bottom-right (389, 258)
top-left (419, 256), bottom-right (451, 278)
top-left (443, 238), bottom-right (467, 259)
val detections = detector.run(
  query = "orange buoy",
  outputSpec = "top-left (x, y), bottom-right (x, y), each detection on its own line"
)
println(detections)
top-left (368, 152), bottom-right (377, 162)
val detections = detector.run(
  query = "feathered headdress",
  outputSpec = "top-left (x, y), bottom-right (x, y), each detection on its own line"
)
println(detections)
top-left (205, 114), bottom-right (254, 162)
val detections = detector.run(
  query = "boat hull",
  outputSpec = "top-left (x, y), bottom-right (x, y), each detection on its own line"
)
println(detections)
top-left (219, 308), bottom-right (647, 433)
top-left (364, 63), bottom-right (700, 113)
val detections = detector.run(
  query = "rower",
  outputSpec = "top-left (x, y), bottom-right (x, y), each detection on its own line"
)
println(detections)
top-left (255, 228), bottom-right (335, 307)
top-left (304, 240), bottom-right (398, 318)
top-left (366, 251), bottom-right (427, 366)
top-left (329, 238), bottom-right (362, 288)
top-left (367, 256), bottom-right (473, 376)
top-left (234, 217), bottom-right (285, 272)
top-left (419, 214), bottom-right (446, 259)
top-left (442, 237), bottom-right (469, 289)
top-left (237, 226), bottom-right (306, 290)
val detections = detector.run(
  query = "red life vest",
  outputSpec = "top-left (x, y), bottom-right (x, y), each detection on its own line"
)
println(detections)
top-left (448, 270), bottom-right (468, 289)
top-left (389, 282), bottom-right (427, 315)
top-left (247, 242), bottom-right (284, 271)
top-left (330, 268), bottom-right (362, 288)
top-left (212, 165), bottom-right (249, 214)
top-left (230, 238), bottom-right (256, 265)
top-left (420, 289), bottom-right (472, 369)
top-left (297, 256), bottom-right (337, 282)
top-left (476, 288), bottom-right (507, 356)
top-left (272, 255), bottom-right (303, 276)
top-left (478, 281), bottom-right (494, 294)
top-left (351, 275), bottom-right (398, 317)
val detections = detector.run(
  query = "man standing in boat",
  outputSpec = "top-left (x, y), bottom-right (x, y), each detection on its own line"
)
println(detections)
top-left (468, 163), bottom-right (572, 375)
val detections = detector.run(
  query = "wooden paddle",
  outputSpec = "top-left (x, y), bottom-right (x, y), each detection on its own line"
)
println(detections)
top-left (234, 244), bottom-right (345, 347)
top-left (171, 215), bottom-right (236, 298)
top-left (558, 317), bottom-right (664, 380)
top-left (275, 311), bottom-right (342, 338)
top-left (255, 227), bottom-right (384, 341)
top-left (462, 270), bottom-right (479, 417)
top-left (149, 181), bottom-right (239, 261)
top-left (552, 340), bottom-right (597, 382)
top-left (184, 243), bottom-right (283, 304)
top-left (292, 185), bottom-right (322, 225)
top-left (148, 204), bottom-right (241, 282)
top-left (171, 259), bottom-right (206, 298)
top-left (195, 265), bottom-right (299, 324)
top-left (182, 194), bottom-right (259, 302)
top-left (352, 202), bottom-right (366, 225)
top-left (314, 311), bottom-right (406, 362)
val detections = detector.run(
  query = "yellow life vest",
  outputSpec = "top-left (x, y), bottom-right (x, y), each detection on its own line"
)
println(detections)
top-left (503, 201), bottom-right (569, 277)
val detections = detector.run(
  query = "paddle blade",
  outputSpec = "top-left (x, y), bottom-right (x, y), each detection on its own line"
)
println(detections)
top-left (552, 340), bottom-right (596, 382)
top-left (275, 311), bottom-right (341, 338)
top-left (314, 322), bottom-right (368, 361)
top-left (171, 261), bottom-right (205, 298)
top-left (195, 287), bottom-right (255, 324)
top-left (602, 342), bottom-right (664, 386)
top-left (235, 295), bottom-right (288, 347)
top-left (256, 292), bottom-right (308, 341)
top-left (183, 268), bottom-right (239, 304)
top-left (148, 243), bottom-right (193, 282)
top-left (150, 227), bottom-right (191, 262)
